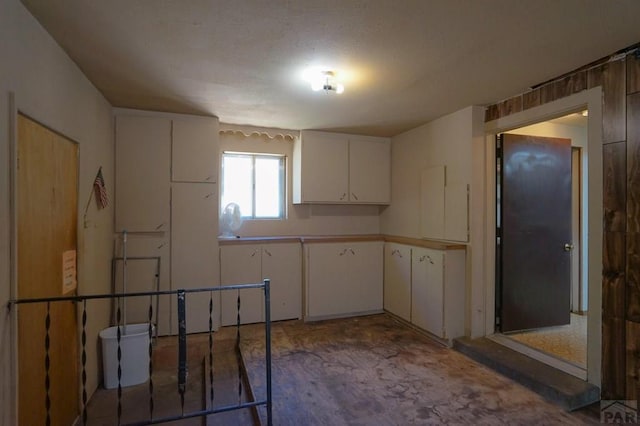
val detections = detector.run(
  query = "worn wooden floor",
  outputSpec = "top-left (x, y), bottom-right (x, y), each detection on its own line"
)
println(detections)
top-left (85, 331), bottom-right (254, 425)
top-left (240, 314), bottom-right (600, 425)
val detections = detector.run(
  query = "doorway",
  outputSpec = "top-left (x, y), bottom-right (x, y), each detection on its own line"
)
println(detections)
top-left (16, 113), bottom-right (79, 425)
top-left (495, 116), bottom-right (588, 376)
top-left (482, 87), bottom-right (603, 387)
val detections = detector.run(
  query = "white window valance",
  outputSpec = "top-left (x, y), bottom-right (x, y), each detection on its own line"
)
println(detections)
top-left (219, 123), bottom-right (299, 142)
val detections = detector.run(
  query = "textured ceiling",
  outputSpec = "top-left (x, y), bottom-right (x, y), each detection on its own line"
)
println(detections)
top-left (21, 0), bottom-right (640, 136)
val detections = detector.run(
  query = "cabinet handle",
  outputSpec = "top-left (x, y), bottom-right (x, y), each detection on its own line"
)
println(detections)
top-left (264, 249), bottom-right (272, 257)
top-left (157, 243), bottom-right (165, 249)
top-left (339, 248), bottom-right (348, 256)
top-left (204, 192), bottom-right (215, 198)
top-left (419, 255), bottom-right (426, 262)
top-left (251, 250), bottom-right (259, 257)
top-left (391, 249), bottom-right (403, 258)
top-left (155, 222), bottom-right (165, 230)
top-left (340, 193), bottom-right (347, 200)
top-left (427, 255), bottom-right (434, 265)
top-left (351, 192), bottom-right (358, 201)
top-left (349, 248), bottom-right (355, 255)
top-left (206, 175), bottom-right (214, 181)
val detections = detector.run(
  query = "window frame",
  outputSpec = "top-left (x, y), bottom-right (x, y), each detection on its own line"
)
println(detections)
top-left (220, 151), bottom-right (286, 220)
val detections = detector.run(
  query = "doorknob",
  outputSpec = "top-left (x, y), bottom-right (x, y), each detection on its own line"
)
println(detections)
top-left (564, 243), bottom-right (574, 252)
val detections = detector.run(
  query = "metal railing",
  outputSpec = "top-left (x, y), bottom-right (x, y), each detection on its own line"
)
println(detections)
top-left (8, 279), bottom-right (273, 426)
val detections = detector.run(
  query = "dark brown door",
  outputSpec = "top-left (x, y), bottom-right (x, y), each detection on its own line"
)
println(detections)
top-left (498, 133), bottom-right (572, 332)
top-left (17, 114), bottom-right (79, 425)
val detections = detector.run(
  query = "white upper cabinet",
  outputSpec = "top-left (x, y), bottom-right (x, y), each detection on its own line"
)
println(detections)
top-left (420, 165), bottom-right (469, 242)
top-left (294, 131), bottom-right (349, 203)
top-left (293, 130), bottom-right (390, 204)
top-left (115, 115), bottom-right (171, 232)
top-left (171, 118), bottom-right (219, 183)
top-left (349, 136), bottom-right (391, 203)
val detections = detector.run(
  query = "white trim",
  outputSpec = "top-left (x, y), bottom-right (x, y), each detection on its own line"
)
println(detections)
top-left (482, 87), bottom-right (603, 388)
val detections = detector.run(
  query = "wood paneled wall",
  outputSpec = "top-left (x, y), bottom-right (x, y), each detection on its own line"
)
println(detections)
top-left (485, 49), bottom-right (640, 401)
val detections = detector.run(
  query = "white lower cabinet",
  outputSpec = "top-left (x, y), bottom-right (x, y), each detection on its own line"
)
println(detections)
top-left (383, 243), bottom-right (412, 322)
top-left (220, 243), bottom-right (301, 326)
top-left (383, 243), bottom-right (466, 344)
top-left (306, 241), bottom-right (383, 320)
top-left (412, 246), bottom-right (466, 342)
top-left (411, 247), bottom-right (445, 337)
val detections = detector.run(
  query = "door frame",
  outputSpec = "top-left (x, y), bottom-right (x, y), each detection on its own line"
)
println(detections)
top-left (482, 88), bottom-right (603, 387)
top-left (8, 93), bottom-right (82, 423)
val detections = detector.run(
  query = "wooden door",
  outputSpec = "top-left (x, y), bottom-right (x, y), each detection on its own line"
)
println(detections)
top-left (498, 134), bottom-right (572, 332)
top-left (384, 243), bottom-right (412, 321)
top-left (17, 114), bottom-right (79, 425)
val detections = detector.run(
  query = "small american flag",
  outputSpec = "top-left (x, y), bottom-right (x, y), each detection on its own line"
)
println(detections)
top-left (93, 167), bottom-right (108, 209)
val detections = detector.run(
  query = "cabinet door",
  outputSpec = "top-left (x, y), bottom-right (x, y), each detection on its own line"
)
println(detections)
top-left (262, 243), bottom-right (302, 321)
top-left (220, 245), bottom-right (263, 325)
top-left (444, 183), bottom-right (469, 242)
top-left (306, 243), bottom-right (349, 318)
top-left (420, 165), bottom-right (445, 240)
top-left (115, 115), bottom-right (171, 232)
top-left (348, 241), bottom-right (384, 312)
top-left (349, 137), bottom-right (390, 203)
top-left (299, 131), bottom-right (349, 203)
top-left (384, 243), bottom-right (412, 321)
top-left (114, 234), bottom-right (171, 336)
top-left (171, 118), bottom-right (219, 183)
top-left (171, 183), bottom-right (219, 333)
top-left (411, 247), bottom-right (444, 337)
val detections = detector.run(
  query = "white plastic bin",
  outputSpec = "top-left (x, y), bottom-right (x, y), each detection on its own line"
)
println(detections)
top-left (100, 323), bottom-right (152, 389)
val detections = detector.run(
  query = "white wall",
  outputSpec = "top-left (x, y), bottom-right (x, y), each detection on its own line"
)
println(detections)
top-left (380, 106), bottom-right (482, 237)
top-left (219, 130), bottom-right (381, 236)
top-left (0, 0), bottom-right (114, 423)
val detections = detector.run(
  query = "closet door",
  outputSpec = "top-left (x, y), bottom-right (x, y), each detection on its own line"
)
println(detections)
top-left (171, 182), bottom-right (219, 333)
top-left (115, 115), bottom-right (171, 232)
top-left (171, 118), bottom-right (219, 183)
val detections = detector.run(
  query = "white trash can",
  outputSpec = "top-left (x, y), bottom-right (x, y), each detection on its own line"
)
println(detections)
top-left (100, 323), bottom-right (152, 389)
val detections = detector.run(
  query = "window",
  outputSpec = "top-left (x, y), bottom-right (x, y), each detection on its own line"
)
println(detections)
top-left (221, 152), bottom-right (285, 219)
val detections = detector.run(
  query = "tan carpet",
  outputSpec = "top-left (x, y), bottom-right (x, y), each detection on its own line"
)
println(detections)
top-left (506, 313), bottom-right (587, 368)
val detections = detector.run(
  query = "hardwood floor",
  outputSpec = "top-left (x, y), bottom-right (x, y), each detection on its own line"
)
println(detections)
top-left (240, 314), bottom-right (600, 425)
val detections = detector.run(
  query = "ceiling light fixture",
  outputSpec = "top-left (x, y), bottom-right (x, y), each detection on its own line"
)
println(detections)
top-left (310, 70), bottom-right (345, 94)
